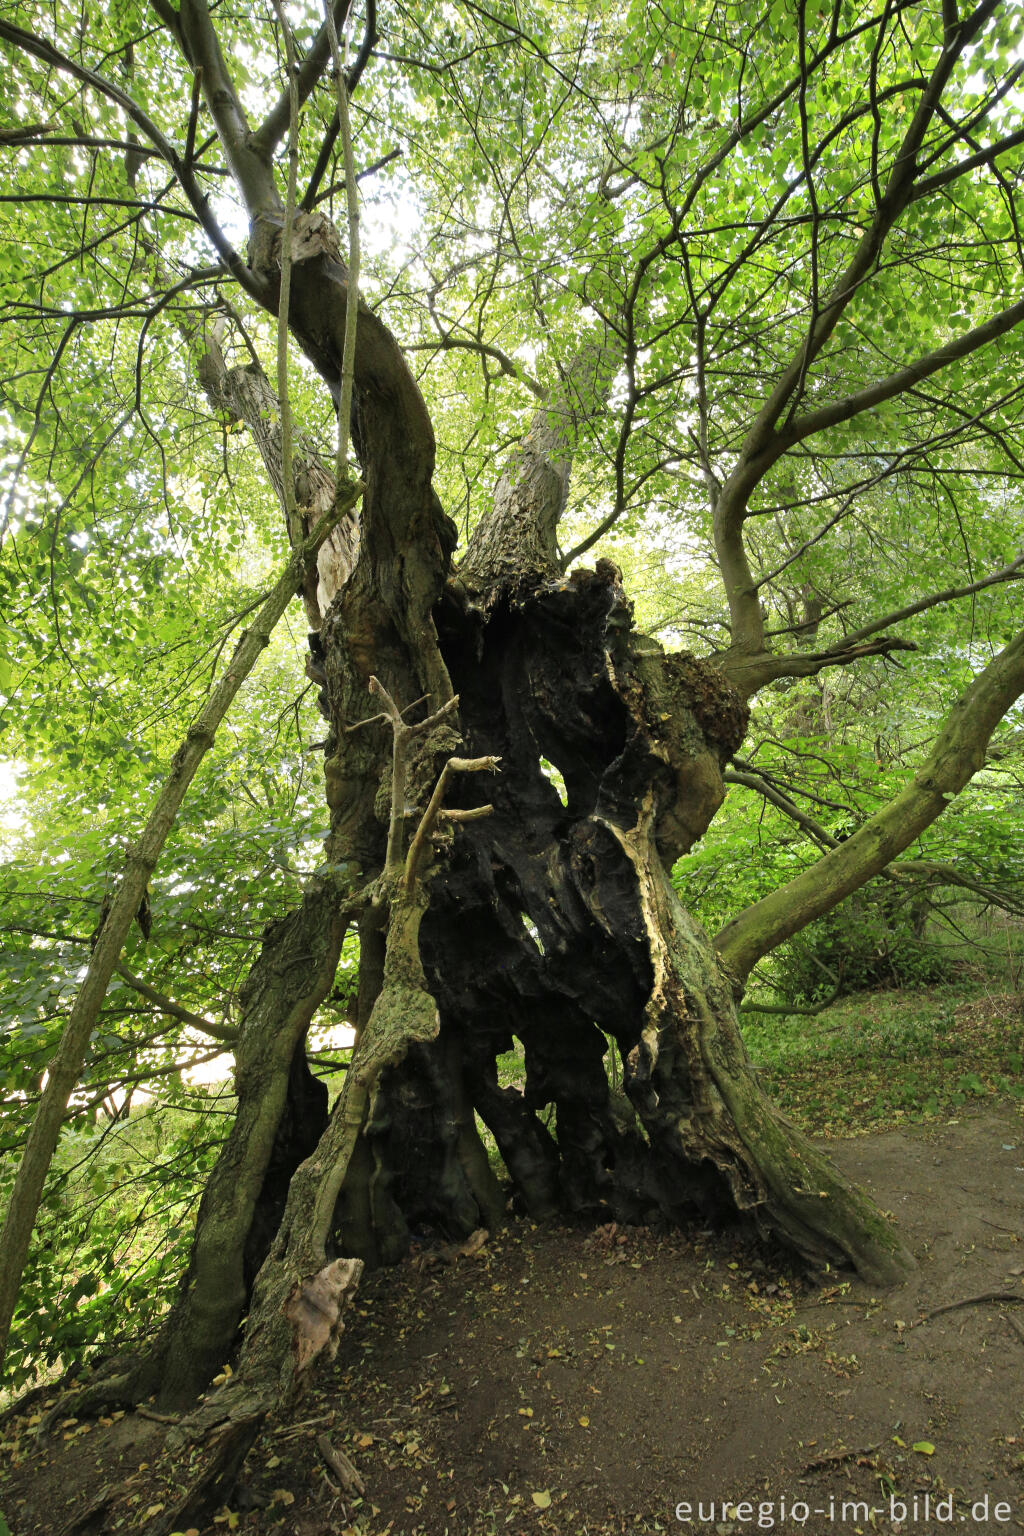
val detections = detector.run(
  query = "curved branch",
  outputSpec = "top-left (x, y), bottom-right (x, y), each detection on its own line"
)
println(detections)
top-left (716, 624), bottom-right (1024, 985)
top-left (778, 296), bottom-right (1024, 453)
top-left (711, 0), bottom-right (1003, 653)
top-left (833, 556), bottom-right (1024, 648)
top-left (0, 15), bottom-right (262, 298)
top-left (406, 334), bottom-right (545, 399)
top-left (115, 966), bottom-right (237, 1044)
top-left (256, 0), bottom-right (377, 158)
top-left (723, 770), bottom-right (838, 849)
top-left (888, 859), bottom-right (1024, 917)
top-left (718, 632), bottom-right (916, 700)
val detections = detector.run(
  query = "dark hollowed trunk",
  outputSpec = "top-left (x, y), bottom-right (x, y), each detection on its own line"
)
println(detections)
top-left (327, 564), bottom-right (913, 1286)
top-left (101, 555), bottom-right (909, 1436)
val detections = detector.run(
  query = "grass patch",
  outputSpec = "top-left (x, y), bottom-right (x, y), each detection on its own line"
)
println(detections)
top-left (742, 982), bottom-right (1024, 1136)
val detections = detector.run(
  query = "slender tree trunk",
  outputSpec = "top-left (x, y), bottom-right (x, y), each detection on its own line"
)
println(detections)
top-left (0, 494), bottom-right (359, 1378)
top-left (153, 877), bottom-right (352, 1406)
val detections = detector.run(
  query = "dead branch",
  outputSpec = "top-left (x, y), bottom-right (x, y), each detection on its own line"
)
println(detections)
top-left (801, 1442), bottom-right (880, 1473)
top-left (316, 1432), bottom-right (366, 1494)
top-left (404, 755), bottom-right (499, 891)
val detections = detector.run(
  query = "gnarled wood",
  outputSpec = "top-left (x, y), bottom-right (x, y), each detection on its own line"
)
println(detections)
top-left (330, 563), bottom-right (913, 1284)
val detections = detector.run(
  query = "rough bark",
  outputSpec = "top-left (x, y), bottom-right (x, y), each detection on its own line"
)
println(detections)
top-left (197, 331), bottom-right (359, 624)
top-left (13, 20), bottom-right (1024, 1528)
top-left (328, 563), bottom-right (913, 1285)
top-left (54, 196), bottom-right (459, 1429)
top-left (131, 718), bottom-right (495, 1535)
top-left (154, 876), bottom-right (353, 1407)
top-left (459, 337), bottom-right (617, 596)
top-left (0, 493), bottom-right (360, 1379)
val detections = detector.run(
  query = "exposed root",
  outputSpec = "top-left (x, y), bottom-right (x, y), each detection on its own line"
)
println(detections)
top-left (39, 1358), bottom-right (151, 1436)
top-left (58, 1489), bottom-right (116, 1536)
top-left (913, 1290), bottom-right (1024, 1324)
top-left (151, 1411), bottom-right (267, 1536)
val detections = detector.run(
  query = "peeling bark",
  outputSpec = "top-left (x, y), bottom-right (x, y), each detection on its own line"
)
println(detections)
top-left (23, 9), bottom-right (1016, 1527)
top-left (197, 331), bottom-right (358, 623)
top-left (133, 718), bottom-right (489, 1532)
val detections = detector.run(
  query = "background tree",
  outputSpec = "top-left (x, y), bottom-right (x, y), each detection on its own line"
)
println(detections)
top-left (1, 0), bottom-right (1024, 1520)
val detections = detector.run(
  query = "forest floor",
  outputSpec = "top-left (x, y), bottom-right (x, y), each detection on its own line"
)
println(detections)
top-left (2, 997), bottom-right (1024, 1536)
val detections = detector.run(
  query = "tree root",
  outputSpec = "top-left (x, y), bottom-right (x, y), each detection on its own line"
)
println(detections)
top-left (39, 1357), bottom-right (153, 1437)
top-left (913, 1290), bottom-right (1024, 1324)
top-left (147, 1406), bottom-right (267, 1536)
top-left (0, 1360), bottom-right (82, 1429)
top-left (58, 1489), bottom-right (117, 1536)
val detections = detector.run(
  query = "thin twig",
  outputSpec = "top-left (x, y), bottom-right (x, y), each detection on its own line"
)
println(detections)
top-left (271, 0), bottom-right (301, 530)
top-left (323, 0), bottom-right (360, 474)
top-left (136, 1405), bottom-right (181, 1425)
top-left (367, 678), bottom-right (463, 874)
top-left (801, 1442), bottom-right (880, 1473)
top-left (273, 1412), bottom-right (335, 1438)
top-left (317, 1431), bottom-right (366, 1494)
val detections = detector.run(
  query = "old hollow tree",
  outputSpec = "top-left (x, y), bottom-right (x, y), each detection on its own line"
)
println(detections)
top-left (2, 0), bottom-right (1024, 1512)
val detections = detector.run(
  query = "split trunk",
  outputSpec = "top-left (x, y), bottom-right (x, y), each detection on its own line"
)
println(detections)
top-left (76, 220), bottom-right (913, 1454)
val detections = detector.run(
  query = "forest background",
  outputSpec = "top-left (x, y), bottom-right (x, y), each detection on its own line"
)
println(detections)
top-left (0, 0), bottom-right (1022, 1486)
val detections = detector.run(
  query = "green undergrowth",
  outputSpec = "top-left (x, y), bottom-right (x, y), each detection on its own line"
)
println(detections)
top-left (742, 982), bottom-right (1024, 1136)
top-left (0, 1091), bottom-right (228, 1402)
top-left (484, 988), bottom-right (1024, 1160)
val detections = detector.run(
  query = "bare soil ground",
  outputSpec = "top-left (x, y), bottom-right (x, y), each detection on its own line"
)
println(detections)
top-left (3, 1106), bottom-right (1023, 1536)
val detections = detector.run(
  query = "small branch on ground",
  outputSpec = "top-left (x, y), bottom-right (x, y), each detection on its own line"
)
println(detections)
top-left (316, 1431), bottom-right (366, 1494)
top-left (801, 1442), bottom-right (880, 1473)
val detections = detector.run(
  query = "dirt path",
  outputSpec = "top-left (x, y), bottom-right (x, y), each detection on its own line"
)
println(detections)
top-left (3, 1108), bottom-right (1023, 1535)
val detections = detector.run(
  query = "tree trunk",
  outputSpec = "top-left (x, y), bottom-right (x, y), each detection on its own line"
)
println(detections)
top-left (49, 221), bottom-right (918, 1530)
top-left (59, 874), bottom-right (352, 1416)
top-left (327, 563), bottom-right (914, 1285)
top-left (458, 335), bottom-right (617, 595)
top-left (196, 330), bottom-right (359, 623)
